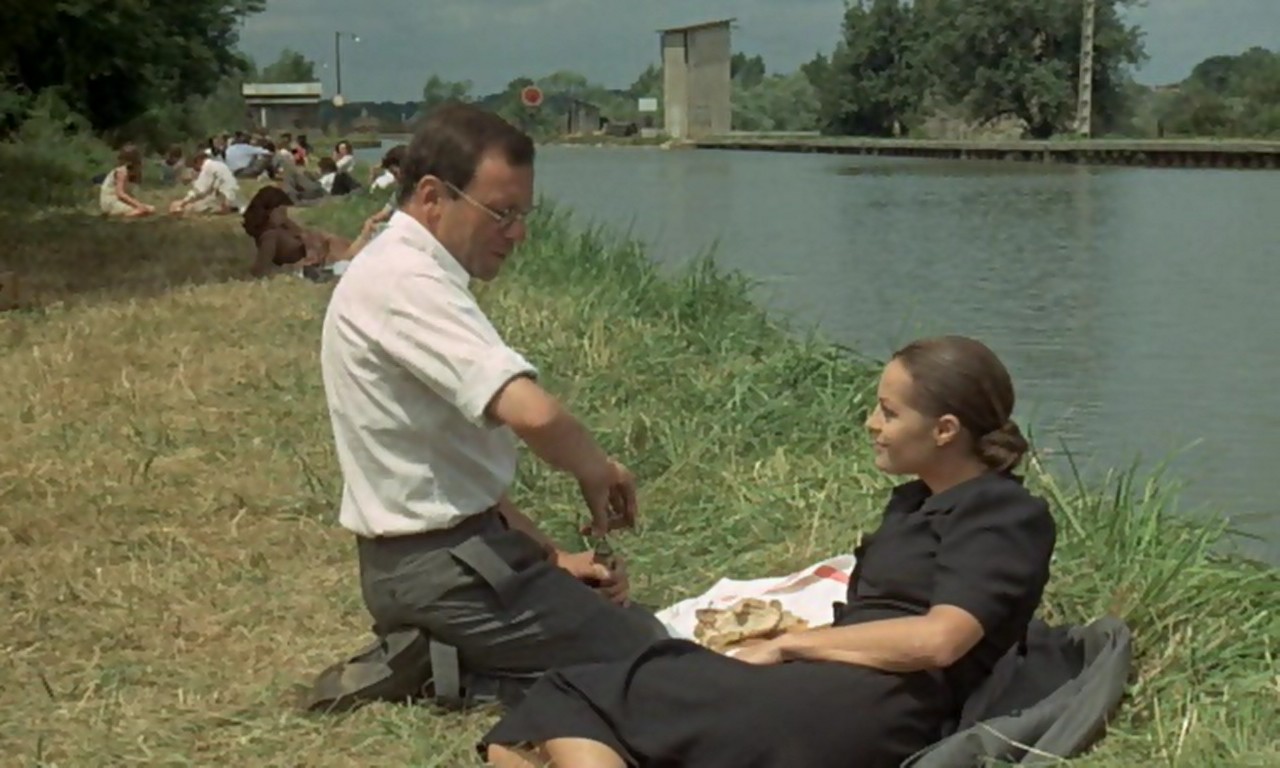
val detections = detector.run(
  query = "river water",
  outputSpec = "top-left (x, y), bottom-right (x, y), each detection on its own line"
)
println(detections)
top-left (359, 142), bottom-right (1280, 562)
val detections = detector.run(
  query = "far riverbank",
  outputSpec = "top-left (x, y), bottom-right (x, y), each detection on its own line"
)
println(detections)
top-left (692, 134), bottom-right (1280, 170)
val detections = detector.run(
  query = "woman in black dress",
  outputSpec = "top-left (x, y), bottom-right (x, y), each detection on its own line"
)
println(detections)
top-left (481, 335), bottom-right (1057, 768)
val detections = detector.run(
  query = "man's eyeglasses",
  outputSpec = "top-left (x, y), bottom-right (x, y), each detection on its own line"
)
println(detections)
top-left (443, 180), bottom-right (535, 229)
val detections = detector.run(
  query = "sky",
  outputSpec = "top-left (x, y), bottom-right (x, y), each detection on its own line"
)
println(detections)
top-left (238, 0), bottom-right (1280, 103)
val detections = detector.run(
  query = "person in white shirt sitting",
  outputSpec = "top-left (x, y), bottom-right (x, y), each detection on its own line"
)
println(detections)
top-left (169, 151), bottom-right (244, 215)
top-left (307, 103), bottom-right (666, 713)
top-left (334, 140), bottom-right (357, 174)
top-left (368, 143), bottom-right (404, 192)
top-left (317, 157), bottom-right (359, 196)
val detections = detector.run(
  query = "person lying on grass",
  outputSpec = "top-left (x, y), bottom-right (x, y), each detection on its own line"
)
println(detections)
top-left (241, 186), bottom-right (354, 279)
top-left (482, 334), bottom-right (1057, 768)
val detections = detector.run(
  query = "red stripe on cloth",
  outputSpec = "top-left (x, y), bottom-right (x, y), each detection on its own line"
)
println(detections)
top-left (813, 565), bottom-right (850, 584)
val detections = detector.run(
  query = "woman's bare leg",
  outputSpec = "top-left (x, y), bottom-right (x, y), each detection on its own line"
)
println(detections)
top-left (487, 738), bottom-right (626, 768)
top-left (544, 738), bottom-right (627, 768)
top-left (486, 744), bottom-right (547, 767)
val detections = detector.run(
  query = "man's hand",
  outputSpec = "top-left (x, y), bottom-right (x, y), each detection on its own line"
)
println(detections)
top-left (578, 458), bottom-right (637, 535)
top-left (555, 551), bottom-right (631, 606)
top-left (484, 377), bottom-right (639, 535)
top-left (594, 555), bottom-right (631, 606)
top-left (555, 550), bottom-right (609, 583)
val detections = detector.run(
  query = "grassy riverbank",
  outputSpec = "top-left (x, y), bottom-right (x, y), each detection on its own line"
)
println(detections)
top-left (1, 178), bottom-right (1276, 765)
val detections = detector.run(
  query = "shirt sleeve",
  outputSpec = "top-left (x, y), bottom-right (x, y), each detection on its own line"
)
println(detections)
top-left (187, 164), bottom-right (215, 199)
top-left (377, 270), bottom-right (538, 426)
top-left (930, 484), bottom-right (1055, 634)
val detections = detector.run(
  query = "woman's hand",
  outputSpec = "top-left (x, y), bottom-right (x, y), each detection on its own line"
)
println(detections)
top-left (727, 638), bottom-right (787, 666)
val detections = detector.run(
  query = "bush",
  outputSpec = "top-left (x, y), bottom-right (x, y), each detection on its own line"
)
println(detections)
top-left (0, 92), bottom-right (115, 211)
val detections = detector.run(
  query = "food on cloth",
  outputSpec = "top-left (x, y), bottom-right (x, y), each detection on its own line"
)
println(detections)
top-left (693, 598), bottom-right (811, 653)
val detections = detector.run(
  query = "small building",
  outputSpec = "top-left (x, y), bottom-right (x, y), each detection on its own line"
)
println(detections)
top-left (658, 18), bottom-right (734, 140)
top-left (241, 82), bottom-right (324, 131)
top-left (565, 99), bottom-right (602, 135)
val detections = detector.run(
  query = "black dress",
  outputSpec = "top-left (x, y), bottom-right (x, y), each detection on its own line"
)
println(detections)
top-left (480, 472), bottom-right (1057, 768)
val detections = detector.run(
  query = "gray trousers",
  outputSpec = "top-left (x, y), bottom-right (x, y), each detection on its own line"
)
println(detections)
top-left (356, 510), bottom-right (668, 677)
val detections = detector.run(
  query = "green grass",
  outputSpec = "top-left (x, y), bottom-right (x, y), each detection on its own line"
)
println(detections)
top-left (0, 164), bottom-right (1276, 766)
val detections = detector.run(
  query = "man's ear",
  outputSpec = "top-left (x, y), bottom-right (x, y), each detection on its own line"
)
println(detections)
top-left (412, 174), bottom-right (443, 208)
top-left (934, 414), bottom-right (962, 447)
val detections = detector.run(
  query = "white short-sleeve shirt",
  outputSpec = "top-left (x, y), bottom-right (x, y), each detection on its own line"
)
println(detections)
top-left (188, 158), bottom-right (243, 210)
top-left (320, 211), bottom-right (537, 537)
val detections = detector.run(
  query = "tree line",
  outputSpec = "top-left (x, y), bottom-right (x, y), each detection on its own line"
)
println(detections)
top-left (806, 0), bottom-right (1278, 140)
top-left (3, 0), bottom-right (1278, 148)
top-left (2, 1), bottom-right (263, 144)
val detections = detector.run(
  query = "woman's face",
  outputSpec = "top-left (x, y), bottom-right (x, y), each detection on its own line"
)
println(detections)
top-left (864, 359), bottom-right (947, 476)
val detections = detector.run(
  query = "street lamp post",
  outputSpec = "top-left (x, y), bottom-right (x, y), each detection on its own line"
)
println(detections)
top-left (333, 30), bottom-right (360, 105)
top-left (332, 31), bottom-right (359, 133)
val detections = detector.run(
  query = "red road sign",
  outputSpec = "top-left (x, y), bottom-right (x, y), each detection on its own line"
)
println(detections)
top-left (520, 85), bottom-right (543, 108)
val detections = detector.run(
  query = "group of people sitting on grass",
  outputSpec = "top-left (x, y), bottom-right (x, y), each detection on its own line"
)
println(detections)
top-left (97, 133), bottom-right (376, 221)
top-left (97, 135), bottom-right (411, 283)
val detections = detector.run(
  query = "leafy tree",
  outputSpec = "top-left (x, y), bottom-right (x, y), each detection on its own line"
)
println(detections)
top-left (1185, 46), bottom-right (1280, 104)
top-left (420, 75), bottom-right (473, 117)
top-left (734, 73), bottom-right (820, 132)
top-left (1156, 47), bottom-right (1280, 138)
top-left (629, 64), bottom-right (662, 98)
top-left (821, 0), bottom-right (925, 136)
top-left (537, 70), bottom-right (592, 100)
top-left (1160, 88), bottom-right (1234, 136)
top-left (917, 0), bottom-right (1145, 138)
top-left (2, 0), bottom-right (264, 133)
top-left (799, 53), bottom-right (832, 93)
top-left (1187, 55), bottom-right (1240, 94)
top-left (731, 53), bottom-right (767, 89)
top-left (258, 49), bottom-right (318, 84)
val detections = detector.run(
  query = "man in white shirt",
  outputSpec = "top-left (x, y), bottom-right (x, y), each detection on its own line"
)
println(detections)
top-left (309, 103), bottom-right (665, 712)
top-left (169, 152), bottom-right (244, 214)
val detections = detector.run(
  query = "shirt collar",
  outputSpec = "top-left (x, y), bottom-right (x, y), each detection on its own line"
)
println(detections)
top-left (888, 470), bottom-right (1021, 515)
top-left (386, 210), bottom-right (470, 286)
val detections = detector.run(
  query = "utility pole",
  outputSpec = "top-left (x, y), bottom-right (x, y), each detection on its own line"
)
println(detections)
top-left (334, 31), bottom-right (343, 100)
top-left (1074, 0), bottom-right (1097, 137)
top-left (332, 31), bottom-right (360, 104)
top-left (332, 31), bottom-right (359, 132)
